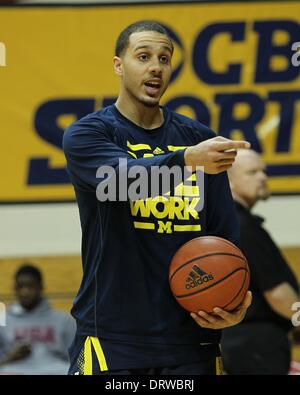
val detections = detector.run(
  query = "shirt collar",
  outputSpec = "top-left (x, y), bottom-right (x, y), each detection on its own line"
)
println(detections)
top-left (234, 201), bottom-right (265, 225)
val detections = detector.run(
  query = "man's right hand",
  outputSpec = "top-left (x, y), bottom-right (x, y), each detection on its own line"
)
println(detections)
top-left (184, 136), bottom-right (251, 174)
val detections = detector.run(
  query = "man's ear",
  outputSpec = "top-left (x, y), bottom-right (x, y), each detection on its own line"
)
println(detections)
top-left (113, 56), bottom-right (123, 76)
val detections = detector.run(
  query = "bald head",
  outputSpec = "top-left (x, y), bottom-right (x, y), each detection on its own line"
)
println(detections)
top-left (228, 149), bottom-right (270, 209)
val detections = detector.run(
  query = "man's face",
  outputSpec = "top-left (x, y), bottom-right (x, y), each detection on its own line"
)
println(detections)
top-left (15, 274), bottom-right (42, 310)
top-left (229, 150), bottom-right (270, 208)
top-left (114, 31), bottom-right (173, 107)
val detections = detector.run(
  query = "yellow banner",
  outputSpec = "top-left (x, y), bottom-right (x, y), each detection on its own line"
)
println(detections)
top-left (0, 2), bottom-right (300, 201)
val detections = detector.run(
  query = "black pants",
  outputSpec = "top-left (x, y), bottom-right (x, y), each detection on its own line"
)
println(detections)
top-left (221, 323), bottom-right (291, 375)
top-left (89, 360), bottom-right (219, 375)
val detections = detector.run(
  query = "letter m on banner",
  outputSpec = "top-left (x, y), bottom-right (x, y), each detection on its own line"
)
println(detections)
top-left (0, 42), bottom-right (6, 66)
top-left (0, 303), bottom-right (6, 326)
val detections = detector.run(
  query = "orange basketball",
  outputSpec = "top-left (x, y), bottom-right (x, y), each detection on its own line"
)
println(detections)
top-left (169, 236), bottom-right (250, 313)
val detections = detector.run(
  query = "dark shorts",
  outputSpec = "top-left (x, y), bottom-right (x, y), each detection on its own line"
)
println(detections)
top-left (68, 335), bottom-right (222, 375)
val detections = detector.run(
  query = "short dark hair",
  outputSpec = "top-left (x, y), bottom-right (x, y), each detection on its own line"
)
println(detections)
top-left (15, 264), bottom-right (43, 285)
top-left (115, 20), bottom-right (173, 57)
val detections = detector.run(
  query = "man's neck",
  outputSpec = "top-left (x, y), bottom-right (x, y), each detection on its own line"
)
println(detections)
top-left (232, 194), bottom-right (252, 210)
top-left (115, 96), bottom-right (164, 130)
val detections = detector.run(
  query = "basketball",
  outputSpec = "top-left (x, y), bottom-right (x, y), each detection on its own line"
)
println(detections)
top-left (169, 236), bottom-right (250, 313)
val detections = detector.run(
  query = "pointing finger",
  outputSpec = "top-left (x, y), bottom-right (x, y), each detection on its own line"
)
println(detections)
top-left (215, 140), bottom-right (251, 151)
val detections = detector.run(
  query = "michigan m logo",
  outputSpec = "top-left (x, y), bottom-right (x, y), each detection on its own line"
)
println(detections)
top-left (0, 42), bottom-right (6, 66)
top-left (157, 221), bottom-right (173, 234)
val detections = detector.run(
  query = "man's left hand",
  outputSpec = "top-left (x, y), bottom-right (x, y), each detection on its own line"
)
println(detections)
top-left (191, 291), bottom-right (252, 329)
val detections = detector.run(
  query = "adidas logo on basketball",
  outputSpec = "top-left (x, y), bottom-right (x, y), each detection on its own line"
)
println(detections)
top-left (185, 264), bottom-right (214, 289)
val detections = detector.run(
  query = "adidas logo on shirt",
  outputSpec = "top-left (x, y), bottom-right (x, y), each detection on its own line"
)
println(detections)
top-left (185, 264), bottom-right (214, 289)
top-left (153, 147), bottom-right (165, 155)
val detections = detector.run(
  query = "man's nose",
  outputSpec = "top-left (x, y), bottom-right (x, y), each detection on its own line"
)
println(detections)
top-left (148, 59), bottom-right (162, 74)
top-left (19, 287), bottom-right (31, 296)
top-left (260, 171), bottom-right (268, 181)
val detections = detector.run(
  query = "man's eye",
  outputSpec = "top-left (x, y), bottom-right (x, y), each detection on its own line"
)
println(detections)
top-left (139, 54), bottom-right (149, 61)
top-left (160, 56), bottom-right (169, 64)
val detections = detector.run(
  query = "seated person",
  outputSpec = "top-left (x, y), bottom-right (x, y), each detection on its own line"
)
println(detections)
top-left (0, 264), bottom-right (76, 375)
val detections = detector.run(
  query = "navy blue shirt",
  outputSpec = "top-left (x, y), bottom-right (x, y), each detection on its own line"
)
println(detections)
top-left (63, 105), bottom-right (239, 369)
top-left (234, 202), bottom-right (299, 331)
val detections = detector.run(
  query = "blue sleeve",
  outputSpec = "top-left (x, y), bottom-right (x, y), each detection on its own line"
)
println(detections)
top-left (206, 172), bottom-right (240, 245)
top-left (63, 122), bottom-right (186, 197)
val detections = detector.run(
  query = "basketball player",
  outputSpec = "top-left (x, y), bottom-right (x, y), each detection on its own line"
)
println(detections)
top-left (63, 20), bottom-right (252, 375)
